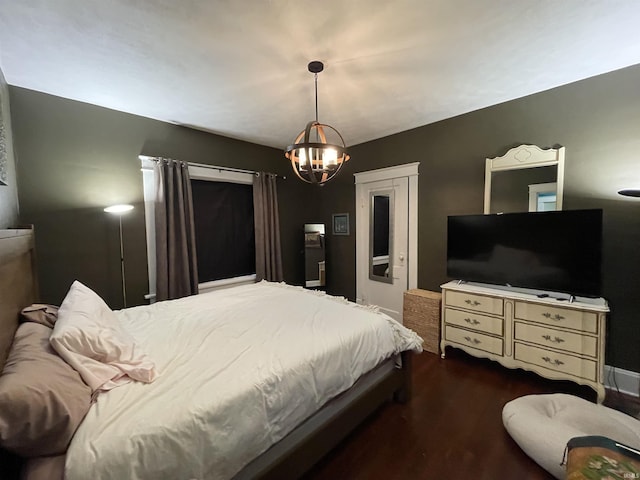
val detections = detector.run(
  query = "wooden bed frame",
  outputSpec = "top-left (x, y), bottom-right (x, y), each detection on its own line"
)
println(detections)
top-left (0, 228), bottom-right (38, 371)
top-left (0, 227), bottom-right (38, 479)
top-left (0, 227), bottom-right (413, 480)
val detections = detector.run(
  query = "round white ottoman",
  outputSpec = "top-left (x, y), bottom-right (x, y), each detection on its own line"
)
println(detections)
top-left (502, 394), bottom-right (640, 479)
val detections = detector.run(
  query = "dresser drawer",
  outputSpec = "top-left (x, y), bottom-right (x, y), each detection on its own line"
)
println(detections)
top-left (445, 291), bottom-right (504, 316)
top-left (514, 302), bottom-right (598, 334)
top-left (514, 322), bottom-right (597, 358)
top-left (444, 308), bottom-right (503, 336)
top-left (444, 325), bottom-right (503, 356)
top-left (514, 342), bottom-right (597, 382)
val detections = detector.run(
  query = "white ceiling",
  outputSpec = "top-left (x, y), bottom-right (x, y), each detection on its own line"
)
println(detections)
top-left (1, 0), bottom-right (640, 149)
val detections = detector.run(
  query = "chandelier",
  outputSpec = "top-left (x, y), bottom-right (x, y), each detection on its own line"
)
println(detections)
top-left (285, 61), bottom-right (350, 185)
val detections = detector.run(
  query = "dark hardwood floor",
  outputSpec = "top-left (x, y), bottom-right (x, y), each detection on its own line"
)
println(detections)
top-left (304, 348), bottom-right (638, 480)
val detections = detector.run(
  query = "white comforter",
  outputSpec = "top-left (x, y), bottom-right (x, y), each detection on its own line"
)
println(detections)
top-left (65, 282), bottom-right (422, 480)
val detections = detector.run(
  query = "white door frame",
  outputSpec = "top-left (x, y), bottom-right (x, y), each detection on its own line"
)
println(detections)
top-left (354, 162), bottom-right (419, 306)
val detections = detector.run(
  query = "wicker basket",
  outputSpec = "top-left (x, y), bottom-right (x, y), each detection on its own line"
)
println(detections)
top-left (403, 289), bottom-right (442, 354)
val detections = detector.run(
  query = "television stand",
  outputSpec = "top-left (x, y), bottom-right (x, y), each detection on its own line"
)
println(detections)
top-left (440, 281), bottom-right (609, 403)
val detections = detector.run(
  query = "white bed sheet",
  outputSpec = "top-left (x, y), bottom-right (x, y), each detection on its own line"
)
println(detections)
top-left (64, 282), bottom-right (422, 480)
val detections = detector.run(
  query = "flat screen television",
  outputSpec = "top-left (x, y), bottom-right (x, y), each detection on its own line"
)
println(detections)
top-left (447, 209), bottom-right (603, 297)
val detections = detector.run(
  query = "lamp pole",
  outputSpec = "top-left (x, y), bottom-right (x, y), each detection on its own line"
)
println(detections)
top-left (104, 204), bottom-right (134, 308)
top-left (118, 214), bottom-right (127, 308)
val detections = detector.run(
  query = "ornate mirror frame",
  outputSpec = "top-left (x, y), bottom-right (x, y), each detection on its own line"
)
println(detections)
top-left (484, 144), bottom-right (565, 214)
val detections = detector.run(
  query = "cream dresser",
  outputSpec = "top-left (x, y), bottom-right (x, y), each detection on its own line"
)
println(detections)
top-left (440, 281), bottom-right (609, 402)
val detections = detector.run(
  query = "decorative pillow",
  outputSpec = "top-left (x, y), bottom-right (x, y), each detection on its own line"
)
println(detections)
top-left (0, 323), bottom-right (92, 457)
top-left (22, 454), bottom-right (66, 480)
top-left (20, 304), bottom-right (59, 328)
top-left (50, 281), bottom-right (158, 393)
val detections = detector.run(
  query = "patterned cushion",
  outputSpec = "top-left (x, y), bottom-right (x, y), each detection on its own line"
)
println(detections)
top-left (503, 394), bottom-right (640, 479)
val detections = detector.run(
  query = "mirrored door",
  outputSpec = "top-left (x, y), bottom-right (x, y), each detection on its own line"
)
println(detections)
top-left (356, 178), bottom-right (408, 322)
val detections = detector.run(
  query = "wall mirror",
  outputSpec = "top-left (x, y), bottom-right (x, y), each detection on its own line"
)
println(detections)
top-left (304, 223), bottom-right (325, 288)
top-left (369, 190), bottom-right (394, 284)
top-left (484, 144), bottom-right (565, 214)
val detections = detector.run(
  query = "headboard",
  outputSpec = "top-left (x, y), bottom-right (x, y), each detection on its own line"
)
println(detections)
top-left (0, 227), bottom-right (38, 372)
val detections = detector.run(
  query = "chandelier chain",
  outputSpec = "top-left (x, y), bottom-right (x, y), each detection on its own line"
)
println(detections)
top-left (314, 73), bottom-right (319, 123)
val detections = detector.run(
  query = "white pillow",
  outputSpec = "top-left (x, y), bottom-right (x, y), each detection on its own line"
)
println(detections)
top-left (50, 281), bottom-right (157, 392)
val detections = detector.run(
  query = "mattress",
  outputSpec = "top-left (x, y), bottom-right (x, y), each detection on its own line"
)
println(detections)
top-left (64, 282), bottom-right (422, 480)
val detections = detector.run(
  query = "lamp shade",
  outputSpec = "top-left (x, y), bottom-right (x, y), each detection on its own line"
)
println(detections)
top-left (618, 189), bottom-right (640, 197)
top-left (104, 204), bottom-right (134, 214)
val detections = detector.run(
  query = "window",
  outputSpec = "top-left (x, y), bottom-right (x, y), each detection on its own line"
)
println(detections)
top-left (141, 158), bottom-right (255, 301)
top-left (191, 179), bottom-right (255, 283)
top-left (528, 182), bottom-right (558, 212)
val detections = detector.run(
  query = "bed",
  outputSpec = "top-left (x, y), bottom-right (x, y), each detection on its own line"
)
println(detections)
top-left (0, 227), bottom-right (422, 479)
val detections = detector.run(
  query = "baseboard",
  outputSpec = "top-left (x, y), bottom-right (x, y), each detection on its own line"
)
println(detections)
top-left (604, 364), bottom-right (640, 397)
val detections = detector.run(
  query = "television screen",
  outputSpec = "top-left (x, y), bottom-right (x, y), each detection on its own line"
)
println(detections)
top-left (447, 209), bottom-right (603, 297)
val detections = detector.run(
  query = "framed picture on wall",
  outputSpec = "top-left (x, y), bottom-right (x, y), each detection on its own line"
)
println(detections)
top-left (332, 213), bottom-right (350, 236)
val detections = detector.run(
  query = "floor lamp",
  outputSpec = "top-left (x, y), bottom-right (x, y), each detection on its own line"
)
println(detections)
top-left (104, 204), bottom-right (134, 308)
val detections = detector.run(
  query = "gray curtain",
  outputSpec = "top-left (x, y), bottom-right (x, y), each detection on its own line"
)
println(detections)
top-left (154, 158), bottom-right (199, 300)
top-left (253, 172), bottom-right (283, 282)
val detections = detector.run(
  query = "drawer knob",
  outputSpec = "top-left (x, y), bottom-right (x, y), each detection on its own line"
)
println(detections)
top-left (463, 336), bottom-right (481, 345)
top-left (465, 299), bottom-right (481, 306)
top-left (542, 312), bottom-right (565, 321)
top-left (542, 356), bottom-right (564, 366)
top-left (464, 317), bottom-right (481, 326)
top-left (541, 334), bottom-right (565, 344)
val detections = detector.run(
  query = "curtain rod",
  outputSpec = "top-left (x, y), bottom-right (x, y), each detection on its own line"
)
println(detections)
top-left (139, 155), bottom-right (286, 179)
top-left (189, 161), bottom-right (257, 175)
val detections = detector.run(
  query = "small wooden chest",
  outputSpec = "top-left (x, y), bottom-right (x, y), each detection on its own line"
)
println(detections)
top-left (403, 289), bottom-right (442, 354)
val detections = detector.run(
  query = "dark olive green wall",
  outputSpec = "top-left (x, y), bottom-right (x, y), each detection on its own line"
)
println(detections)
top-left (9, 63), bottom-right (640, 371)
top-left (321, 65), bottom-right (640, 372)
top-left (10, 87), bottom-right (314, 309)
top-left (0, 67), bottom-right (19, 228)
